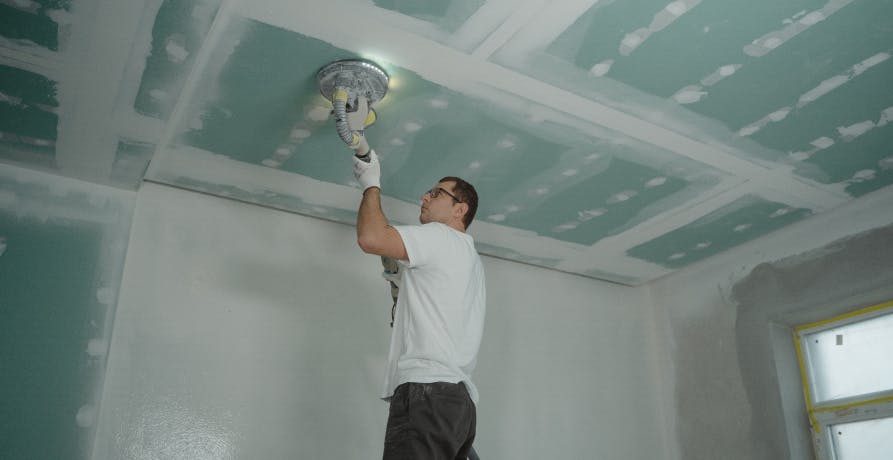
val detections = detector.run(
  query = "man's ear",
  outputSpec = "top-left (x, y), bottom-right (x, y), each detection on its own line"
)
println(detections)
top-left (454, 202), bottom-right (469, 220)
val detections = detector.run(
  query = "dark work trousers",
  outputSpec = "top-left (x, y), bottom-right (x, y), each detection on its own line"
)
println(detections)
top-left (383, 382), bottom-right (476, 460)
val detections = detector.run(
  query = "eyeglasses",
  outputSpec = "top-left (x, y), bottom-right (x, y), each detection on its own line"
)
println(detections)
top-left (425, 187), bottom-right (462, 203)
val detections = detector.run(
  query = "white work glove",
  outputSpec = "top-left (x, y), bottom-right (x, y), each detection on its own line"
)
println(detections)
top-left (353, 149), bottom-right (381, 191)
top-left (381, 256), bottom-right (401, 286)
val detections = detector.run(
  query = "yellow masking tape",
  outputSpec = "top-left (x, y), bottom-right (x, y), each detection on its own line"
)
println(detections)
top-left (812, 394), bottom-right (893, 413)
top-left (793, 329), bottom-right (821, 432)
top-left (793, 298), bottom-right (893, 433)
top-left (796, 300), bottom-right (893, 332)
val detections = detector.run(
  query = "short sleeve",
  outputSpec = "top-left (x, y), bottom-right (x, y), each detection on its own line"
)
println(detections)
top-left (392, 223), bottom-right (447, 269)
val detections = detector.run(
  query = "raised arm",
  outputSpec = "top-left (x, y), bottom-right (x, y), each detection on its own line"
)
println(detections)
top-left (354, 153), bottom-right (408, 260)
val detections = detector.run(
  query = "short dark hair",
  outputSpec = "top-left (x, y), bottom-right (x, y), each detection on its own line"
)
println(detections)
top-left (440, 176), bottom-right (478, 229)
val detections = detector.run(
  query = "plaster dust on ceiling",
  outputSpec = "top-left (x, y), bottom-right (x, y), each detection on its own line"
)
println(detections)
top-left (1, 0), bottom-right (892, 285)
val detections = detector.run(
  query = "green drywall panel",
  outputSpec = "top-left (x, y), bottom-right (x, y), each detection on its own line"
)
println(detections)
top-left (627, 196), bottom-right (812, 268)
top-left (0, 211), bottom-right (102, 460)
top-left (373, 0), bottom-right (484, 31)
top-left (499, 157), bottom-right (687, 245)
top-left (551, 0), bottom-right (823, 98)
top-left (0, 65), bottom-right (59, 107)
top-left (748, 55), bottom-right (893, 152)
top-left (0, 65), bottom-right (59, 158)
top-left (693, 0), bottom-right (893, 136)
top-left (547, 0), bottom-right (893, 131)
top-left (547, 0), bottom-right (665, 70)
top-left (134, 0), bottom-right (219, 119)
top-left (369, 97), bottom-right (570, 212)
top-left (180, 19), bottom-right (341, 169)
top-left (0, 103), bottom-right (58, 141)
top-left (531, 0), bottom-right (893, 170)
top-left (178, 19), bottom-right (572, 209)
top-left (0, 0), bottom-right (71, 51)
top-left (796, 120), bottom-right (893, 195)
top-left (174, 18), bottom-right (723, 245)
top-left (844, 167), bottom-right (893, 197)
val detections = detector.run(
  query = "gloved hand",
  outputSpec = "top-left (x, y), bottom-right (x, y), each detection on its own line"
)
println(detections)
top-left (353, 149), bottom-right (381, 191)
top-left (381, 256), bottom-right (401, 286)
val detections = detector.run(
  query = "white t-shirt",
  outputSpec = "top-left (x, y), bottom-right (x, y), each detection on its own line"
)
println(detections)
top-left (382, 222), bottom-right (486, 404)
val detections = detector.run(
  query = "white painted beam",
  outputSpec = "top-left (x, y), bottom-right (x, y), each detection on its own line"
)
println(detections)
top-left (147, 0), bottom-right (237, 178)
top-left (54, 0), bottom-right (148, 181)
top-left (747, 168), bottom-right (850, 211)
top-left (492, 0), bottom-right (603, 61)
top-left (112, 0), bottom-right (164, 137)
top-left (116, 111), bottom-right (166, 144)
top-left (450, 0), bottom-right (549, 58)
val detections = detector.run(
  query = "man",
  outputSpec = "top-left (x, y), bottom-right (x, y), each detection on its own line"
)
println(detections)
top-left (352, 148), bottom-right (486, 460)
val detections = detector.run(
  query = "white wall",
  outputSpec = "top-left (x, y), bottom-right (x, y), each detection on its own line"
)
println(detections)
top-left (477, 257), bottom-right (670, 459)
top-left (650, 186), bottom-right (893, 460)
top-left (91, 182), bottom-right (671, 459)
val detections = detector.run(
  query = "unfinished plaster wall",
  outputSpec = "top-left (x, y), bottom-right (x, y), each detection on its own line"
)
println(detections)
top-left (0, 164), bottom-right (134, 459)
top-left (650, 186), bottom-right (893, 460)
top-left (91, 182), bottom-right (670, 459)
top-left (732, 221), bottom-right (893, 460)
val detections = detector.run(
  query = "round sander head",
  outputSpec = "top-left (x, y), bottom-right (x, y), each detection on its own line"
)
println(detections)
top-left (316, 59), bottom-right (389, 107)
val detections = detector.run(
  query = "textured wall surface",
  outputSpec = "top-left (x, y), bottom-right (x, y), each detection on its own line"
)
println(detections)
top-left (650, 185), bottom-right (893, 460)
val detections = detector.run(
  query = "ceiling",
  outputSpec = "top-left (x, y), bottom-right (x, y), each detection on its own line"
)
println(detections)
top-left (1, 0), bottom-right (891, 285)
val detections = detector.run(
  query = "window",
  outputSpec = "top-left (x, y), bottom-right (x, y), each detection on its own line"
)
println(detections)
top-left (794, 300), bottom-right (893, 460)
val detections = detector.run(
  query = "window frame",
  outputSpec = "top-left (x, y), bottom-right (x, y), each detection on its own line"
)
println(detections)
top-left (793, 300), bottom-right (893, 460)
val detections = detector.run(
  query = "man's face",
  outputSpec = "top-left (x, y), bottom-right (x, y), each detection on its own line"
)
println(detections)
top-left (420, 181), bottom-right (459, 225)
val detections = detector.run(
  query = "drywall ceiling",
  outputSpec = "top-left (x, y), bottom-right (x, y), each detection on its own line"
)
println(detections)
top-left (2, 0), bottom-right (891, 285)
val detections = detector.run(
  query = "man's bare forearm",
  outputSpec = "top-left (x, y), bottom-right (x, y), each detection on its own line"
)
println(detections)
top-left (357, 187), bottom-right (388, 249)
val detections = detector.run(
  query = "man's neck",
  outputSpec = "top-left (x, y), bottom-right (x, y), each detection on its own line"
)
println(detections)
top-left (445, 220), bottom-right (466, 233)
